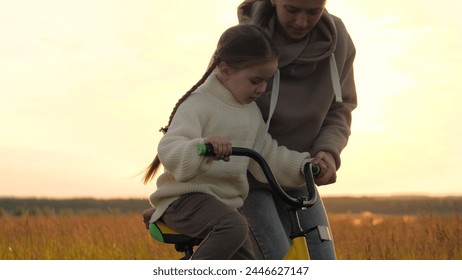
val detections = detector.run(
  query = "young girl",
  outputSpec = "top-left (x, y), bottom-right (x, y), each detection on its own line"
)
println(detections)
top-left (143, 24), bottom-right (313, 260)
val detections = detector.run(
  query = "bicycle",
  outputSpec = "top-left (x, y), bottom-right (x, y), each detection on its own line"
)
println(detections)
top-left (147, 143), bottom-right (321, 260)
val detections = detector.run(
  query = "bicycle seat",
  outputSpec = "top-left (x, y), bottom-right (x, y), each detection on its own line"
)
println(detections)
top-left (149, 221), bottom-right (201, 259)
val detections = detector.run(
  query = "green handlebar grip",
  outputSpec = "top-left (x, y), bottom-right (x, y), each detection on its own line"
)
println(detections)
top-left (197, 144), bottom-right (207, 155)
top-left (197, 143), bottom-right (216, 156)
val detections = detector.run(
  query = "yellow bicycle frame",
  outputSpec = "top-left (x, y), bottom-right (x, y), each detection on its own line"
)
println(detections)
top-left (284, 236), bottom-right (309, 260)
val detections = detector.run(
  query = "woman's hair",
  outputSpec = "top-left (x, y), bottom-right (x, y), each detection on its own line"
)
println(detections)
top-left (143, 24), bottom-right (278, 184)
top-left (254, 0), bottom-right (275, 27)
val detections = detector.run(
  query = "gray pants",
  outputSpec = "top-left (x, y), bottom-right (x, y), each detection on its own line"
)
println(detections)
top-left (162, 193), bottom-right (256, 260)
top-left (240, 186), bottom-right (336, 260)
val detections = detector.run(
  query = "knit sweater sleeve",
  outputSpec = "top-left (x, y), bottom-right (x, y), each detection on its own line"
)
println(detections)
top-left (157, 98), bottom-right (209, 183)
top-left (248, 130), bottom-right (312, 188)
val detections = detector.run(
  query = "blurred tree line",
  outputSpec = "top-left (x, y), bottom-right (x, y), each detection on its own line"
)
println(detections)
top-left (323, 196), bottom-right (462, 215)
top-left (0, 198), bottom-right (151, 216)
top-left (0, 196), bottom-right (460, 216)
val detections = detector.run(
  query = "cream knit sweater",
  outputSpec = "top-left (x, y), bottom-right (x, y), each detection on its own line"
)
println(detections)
top-left (149, 73), bottom-right (311, 223)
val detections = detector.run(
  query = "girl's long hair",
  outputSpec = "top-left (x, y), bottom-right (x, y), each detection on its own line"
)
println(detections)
top-left (141, 62), bottom-right (217, 184)
top-left (142, 24), bottom-right (278, 184)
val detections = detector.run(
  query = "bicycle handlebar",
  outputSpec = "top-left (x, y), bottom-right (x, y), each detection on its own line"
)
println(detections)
top-left (197, 143), bottom-right (318, 209)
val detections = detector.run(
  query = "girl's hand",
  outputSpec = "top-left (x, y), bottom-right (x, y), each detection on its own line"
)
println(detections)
top-left (142, 207), bottom-right (156, 230)
top-left (312, 151), bottom-right (337, 186)
top-left (204, 136), bottom-right (232, 162)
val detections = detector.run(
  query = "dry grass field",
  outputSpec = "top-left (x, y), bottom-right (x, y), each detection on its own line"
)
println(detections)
top-left (1, 212), bottom-right (460, 260)
top-left (330, 213), bottom-right (461, 259)
top-left (0, 214), bottom-right (181, 260)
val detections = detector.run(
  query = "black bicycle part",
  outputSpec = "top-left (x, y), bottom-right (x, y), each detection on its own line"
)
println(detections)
top-left (198, 144), bottom-right (318, 209)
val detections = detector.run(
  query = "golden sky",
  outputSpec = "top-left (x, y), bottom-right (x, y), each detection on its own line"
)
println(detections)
top-left (1, 0), bottom-right (461, 198)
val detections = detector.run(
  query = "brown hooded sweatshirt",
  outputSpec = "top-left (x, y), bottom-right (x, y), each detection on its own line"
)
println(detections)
top-left (238, 0), bottom-right (357, 171)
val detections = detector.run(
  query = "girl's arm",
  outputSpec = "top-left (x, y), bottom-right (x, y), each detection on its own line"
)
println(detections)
top-left (157, 103), bottom-right (210, 183)
top-left (248, 132), bottom-right (311, 188)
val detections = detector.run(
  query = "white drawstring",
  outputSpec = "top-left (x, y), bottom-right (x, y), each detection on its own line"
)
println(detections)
top-left (254, 69), bottom-right (280, 152)
top-left (330, 54), bottom-right (343, 102)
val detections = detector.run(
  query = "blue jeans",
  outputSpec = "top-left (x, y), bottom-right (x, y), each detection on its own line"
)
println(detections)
top-left (240, 185), bottom-right (336, 260)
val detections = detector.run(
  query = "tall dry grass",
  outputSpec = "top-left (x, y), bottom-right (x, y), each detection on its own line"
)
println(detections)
top-left (330, 212), bottom-right (462, 259)
top-left (1, 213), bottom-right (460, 260)
top-left (0, 214), bottom-right (181, 260)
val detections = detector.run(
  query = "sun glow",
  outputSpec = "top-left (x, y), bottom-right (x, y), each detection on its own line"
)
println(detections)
top-left (1, 0), bottom-right (461, 198)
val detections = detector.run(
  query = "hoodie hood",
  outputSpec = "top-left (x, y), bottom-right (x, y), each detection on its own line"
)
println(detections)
top-left (238, 0), bottom-right (338, 78)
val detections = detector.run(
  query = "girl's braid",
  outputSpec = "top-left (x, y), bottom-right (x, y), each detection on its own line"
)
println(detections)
top-left (143, 57), bottom-right (220, 184)
top-left (159, 58), bottom-right (220, 134)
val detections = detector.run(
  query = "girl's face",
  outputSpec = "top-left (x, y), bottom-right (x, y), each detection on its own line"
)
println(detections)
top-left (272, 0), bottom-right (326, 41)
top-left (218, 59), bottom-right (278, 104)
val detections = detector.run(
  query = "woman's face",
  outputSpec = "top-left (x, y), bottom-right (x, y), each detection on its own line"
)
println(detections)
top-left (272, 0), bottom-right (326, 41)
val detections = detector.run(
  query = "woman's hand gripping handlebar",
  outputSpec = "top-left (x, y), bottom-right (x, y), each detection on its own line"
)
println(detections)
top-left (197, 143), bottom-right (319, 209)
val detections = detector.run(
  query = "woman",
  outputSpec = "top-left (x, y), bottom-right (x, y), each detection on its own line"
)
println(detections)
top-left (237, 0), bottom-right (357, 259)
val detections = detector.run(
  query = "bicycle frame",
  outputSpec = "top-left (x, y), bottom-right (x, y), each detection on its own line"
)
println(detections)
top-left (148, 144), bottom-right (320, 260)
top-left (219, 146), bottom-right (318, 260)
